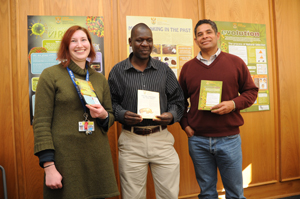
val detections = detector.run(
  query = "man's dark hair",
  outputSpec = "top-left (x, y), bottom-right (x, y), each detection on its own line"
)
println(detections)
top-left (194, 19), bottom-right (218, 37)
top-left (131, 23), bottom-right (151, 38)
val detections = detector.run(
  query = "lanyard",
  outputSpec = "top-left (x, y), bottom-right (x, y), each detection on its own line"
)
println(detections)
top-left (67, 64), bottom-right (89, 114)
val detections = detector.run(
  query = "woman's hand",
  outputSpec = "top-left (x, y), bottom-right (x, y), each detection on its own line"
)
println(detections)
top-left (86, 104), bottom-right (108, 119)
top-left (44, 163), bottom-right (63, 189)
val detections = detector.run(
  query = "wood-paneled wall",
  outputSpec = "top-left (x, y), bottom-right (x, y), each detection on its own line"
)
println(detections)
top-left (275, 0), bottom-right (300, 182)
top-left (1, 0), bottom-right (18, 198)
top-left (1, 0), bottom-right (300, 198)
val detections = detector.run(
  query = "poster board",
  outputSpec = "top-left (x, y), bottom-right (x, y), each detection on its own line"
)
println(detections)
top-left (215, 21), bottom-right (270, 112)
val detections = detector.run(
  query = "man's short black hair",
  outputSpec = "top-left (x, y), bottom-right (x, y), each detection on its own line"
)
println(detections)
top-left (194, 19), bottom-right (218, 37)
top-left (131, 23), bottom-right (151, 38)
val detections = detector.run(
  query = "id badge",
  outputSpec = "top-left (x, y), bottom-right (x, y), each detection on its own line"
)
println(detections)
top-left (78, 121), bottom-right (95, 132)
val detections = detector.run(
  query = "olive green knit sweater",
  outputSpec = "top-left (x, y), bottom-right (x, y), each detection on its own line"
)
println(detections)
top-left (33, 61), bottom-right (119, 199)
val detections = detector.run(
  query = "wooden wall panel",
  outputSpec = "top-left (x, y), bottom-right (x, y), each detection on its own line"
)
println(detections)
top-left (1, 0), bottom-right (18, 198)
top-left (275, 0), bottom-right (300, 181)
top-left (204, 0), bottom-right (277, 189)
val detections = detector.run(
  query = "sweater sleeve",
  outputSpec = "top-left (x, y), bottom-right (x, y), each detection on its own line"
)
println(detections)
top-left (233, 60), bottom-right (259, 110)
top-left (33, 68), bottom-right (56, 155)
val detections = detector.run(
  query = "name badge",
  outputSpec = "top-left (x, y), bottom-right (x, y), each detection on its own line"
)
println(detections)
top-left (78, 121), bottom-right (94, 135)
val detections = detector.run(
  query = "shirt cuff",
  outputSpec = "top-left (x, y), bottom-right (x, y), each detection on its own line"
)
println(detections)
top-left (232, 100), bottom-right (236, 111)
top-left (36, 149), bottom-right (55, 168)
top-left (118, 109), bottom-right (128, 124)
top-left (96, 115), bottom-right (109, 131)
top-left (168, 110), bottom-right (177, 124)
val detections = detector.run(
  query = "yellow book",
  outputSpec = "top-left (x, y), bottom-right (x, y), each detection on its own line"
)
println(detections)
top-left (74, 78), bottom-right (101, 105)
top-left (198, 80), bottom-right (223, 110)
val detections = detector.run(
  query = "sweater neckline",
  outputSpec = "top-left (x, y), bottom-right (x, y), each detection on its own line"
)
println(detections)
top-left (195, 51), bottom-right (223, 69)
top-left (67, 60), bottom-right (94, 76)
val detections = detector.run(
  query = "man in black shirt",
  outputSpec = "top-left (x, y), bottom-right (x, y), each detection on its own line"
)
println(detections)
top-left (108, 23), bottom-right (184, 199)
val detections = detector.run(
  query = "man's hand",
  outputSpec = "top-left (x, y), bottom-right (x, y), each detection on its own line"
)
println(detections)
top-left (211, 100), bottom-right (234, 115)
top-left (44, 163), bottom-right (63, 189)
top-left (184, 126), bottom-right (195, 138)
top-left (124, 111), bottom-right (143, 125)
top-left (86, 104), bottom-right (108, 119)
top-left (153, 112), bottom-right (173, 126)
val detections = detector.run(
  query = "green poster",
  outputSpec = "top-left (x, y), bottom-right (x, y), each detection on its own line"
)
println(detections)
top-left (215, 21), bottom-right (270, 112)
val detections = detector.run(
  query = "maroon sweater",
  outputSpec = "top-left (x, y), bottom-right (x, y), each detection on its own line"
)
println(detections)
top-left (179, 52), bottom-right (258, 137)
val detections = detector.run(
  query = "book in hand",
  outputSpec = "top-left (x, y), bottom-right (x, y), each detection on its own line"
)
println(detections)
top-left (137, 90), bottom-right (161, 119)
top-left (198, 80), bottom-right (223, 110)
top-left (74, 78), bottom-right (101, 105)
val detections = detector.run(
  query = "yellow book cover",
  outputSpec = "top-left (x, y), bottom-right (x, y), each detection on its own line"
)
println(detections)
top-left (74, 78), bottom-right (100, 105)
top-left (198, 80), bottom-right (223, 110)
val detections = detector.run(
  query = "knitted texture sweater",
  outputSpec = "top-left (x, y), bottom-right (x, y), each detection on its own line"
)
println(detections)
top-left (179, 52), bottom-right (258, 137)
top-left (33, 61), bottom-right (119, 199)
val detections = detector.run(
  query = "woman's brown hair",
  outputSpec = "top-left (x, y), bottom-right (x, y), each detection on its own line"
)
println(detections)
top-left (57, 25), bottom-right (96, 67)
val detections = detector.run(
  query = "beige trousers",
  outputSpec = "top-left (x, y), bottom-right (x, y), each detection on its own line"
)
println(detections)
top-left (118, 127), bottom-right (180, 199)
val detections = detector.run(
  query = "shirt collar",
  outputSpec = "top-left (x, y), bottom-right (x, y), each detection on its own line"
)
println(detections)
top-left (124, 53), bottom-right (158, 71)
top-left (197, 48), bottom-right (221, 61)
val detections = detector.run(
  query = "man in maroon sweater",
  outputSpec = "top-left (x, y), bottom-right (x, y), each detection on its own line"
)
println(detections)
top-left (179, 19), bottom-right (258, 199)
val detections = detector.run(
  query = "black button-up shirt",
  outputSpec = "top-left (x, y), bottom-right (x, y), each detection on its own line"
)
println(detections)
top-left (108, 53), bottom-right (185, 126)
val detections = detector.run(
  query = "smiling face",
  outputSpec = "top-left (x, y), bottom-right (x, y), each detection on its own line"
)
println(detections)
top-left (194, 23), bottom-right (220, 53)
top-left (129, 27), bottom-right (153, 61)
top-left (69, 30), bottom-right (91, 68)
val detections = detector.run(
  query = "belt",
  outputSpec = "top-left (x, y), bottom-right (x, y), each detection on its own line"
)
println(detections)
top-left (123, 125), bottom-right (167, 135)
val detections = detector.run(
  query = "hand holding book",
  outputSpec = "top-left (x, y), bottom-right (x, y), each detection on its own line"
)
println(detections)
top-left (86, 104), bottom-right (108, 119)
top-left (153, 112), bottom-right (173, 125)
top-left (210, 100), bottom-right (235, 115)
